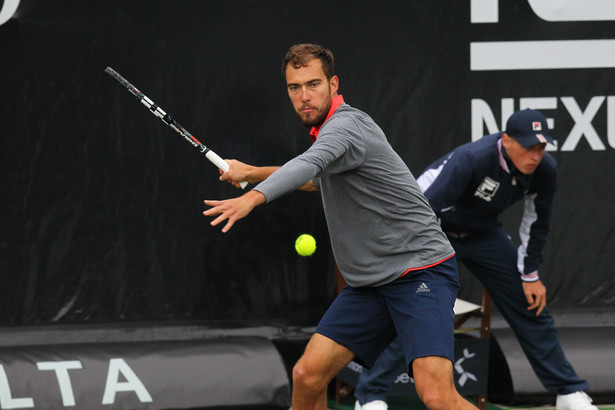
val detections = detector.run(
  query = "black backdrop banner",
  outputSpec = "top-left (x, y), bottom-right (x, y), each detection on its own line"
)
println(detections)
top-left (1, 0), bottom-right (614, 325)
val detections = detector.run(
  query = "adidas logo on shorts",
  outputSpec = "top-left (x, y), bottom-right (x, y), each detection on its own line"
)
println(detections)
top-left (416, 282), bottom-right (431, 293)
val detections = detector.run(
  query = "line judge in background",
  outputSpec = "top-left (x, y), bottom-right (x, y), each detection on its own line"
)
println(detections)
top-left (353, 109), bottom-right (597, 410)
top-left (203, 43), bottom-right (478, 409)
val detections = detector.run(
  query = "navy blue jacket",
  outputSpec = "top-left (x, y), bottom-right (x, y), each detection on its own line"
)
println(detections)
top-left (417, 133), bottom-right (557, 279)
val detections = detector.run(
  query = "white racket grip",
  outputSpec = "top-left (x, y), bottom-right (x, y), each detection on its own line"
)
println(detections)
top-left (205, 150), bottom-right (248, 189)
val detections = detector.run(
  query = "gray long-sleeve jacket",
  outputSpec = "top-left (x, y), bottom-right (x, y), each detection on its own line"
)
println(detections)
top-left (255, 103), bottom-right (454, 287)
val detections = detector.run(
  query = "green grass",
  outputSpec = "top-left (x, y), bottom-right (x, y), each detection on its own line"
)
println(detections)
top-left (328, 396), bottom-right (501, 409)
top-left (327, 396), bottom-right (615, 410)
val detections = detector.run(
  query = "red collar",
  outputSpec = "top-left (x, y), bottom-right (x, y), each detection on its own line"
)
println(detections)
top-left (309, 95), bottom-right (344, 142)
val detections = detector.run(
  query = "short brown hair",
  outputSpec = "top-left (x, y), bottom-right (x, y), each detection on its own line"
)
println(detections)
top-left (282, 43), bottom-right (335, 79)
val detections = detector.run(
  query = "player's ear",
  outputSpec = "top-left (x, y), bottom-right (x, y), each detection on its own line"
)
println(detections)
top-left (329, 75), bottom-right (339, 95)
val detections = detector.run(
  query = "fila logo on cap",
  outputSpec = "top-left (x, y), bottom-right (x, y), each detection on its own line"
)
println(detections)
top-left (532, 122), bottom-right (542, 131)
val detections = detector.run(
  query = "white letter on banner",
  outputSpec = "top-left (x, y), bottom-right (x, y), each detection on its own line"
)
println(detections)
top-left (560, 96), bottom-right (606, 151)
top-left (472, 99), bottom-right (498, 141)
top-left (37, 361), bottom-right (83, 407)
top-left (0, 365), bottom-right (34, 409)
top-left (500, 98), bottom-right (515, 131)
top-left (0, 0), bottom-right (20, 26)
top-left (527, 0), bottom-right (615, 22)
top-left (471, 0), bottom-right (498, 23)
top-left (471, 99), bottom-right (514, 141)
top-left (608, 97), bottom-right (615, 149)
top-left (101, 359), bottom-right (152, 404)
top-left (471, 40), bottom-right (615, 71)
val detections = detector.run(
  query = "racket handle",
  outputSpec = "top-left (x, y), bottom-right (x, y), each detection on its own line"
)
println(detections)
top-left (205, 151), bottom-right (248, 189)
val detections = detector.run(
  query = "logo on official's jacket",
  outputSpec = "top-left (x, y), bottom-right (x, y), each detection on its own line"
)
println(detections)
top-left (474, 177), bottom-right (499, 202)
top-left (532, 122), bottom-right (542, 131)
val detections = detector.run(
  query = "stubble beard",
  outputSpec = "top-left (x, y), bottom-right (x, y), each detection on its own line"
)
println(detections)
top-left (297, 106), bottom-right (329, 127)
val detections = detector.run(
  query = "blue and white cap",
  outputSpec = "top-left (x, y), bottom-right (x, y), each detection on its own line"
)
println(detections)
top-left (505, 109), bottom-right (554, 147)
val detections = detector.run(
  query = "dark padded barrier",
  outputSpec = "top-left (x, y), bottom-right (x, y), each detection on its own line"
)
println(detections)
top-left (0, 337), bottom-right (290, 409)
top-left (337, 337), bottom-right (491, 397)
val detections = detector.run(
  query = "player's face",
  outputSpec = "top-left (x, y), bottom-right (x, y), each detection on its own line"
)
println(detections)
top-left (285, 59), bottom-right (339, 127)
top-left (502, 133), bottom-right (546, 174)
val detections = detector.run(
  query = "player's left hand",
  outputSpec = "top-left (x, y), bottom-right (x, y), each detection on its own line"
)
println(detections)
top-left (522, 279), bottom-right (547, 316)
top-left (203, 190), bottom-right (265, 233)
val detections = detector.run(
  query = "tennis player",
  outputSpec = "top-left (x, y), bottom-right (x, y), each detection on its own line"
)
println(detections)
top-left (203, 43), bottom-right (477, 410)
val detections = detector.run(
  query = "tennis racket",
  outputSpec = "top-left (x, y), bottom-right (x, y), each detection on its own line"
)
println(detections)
top-left (105, 67), bottom-right (248, 189)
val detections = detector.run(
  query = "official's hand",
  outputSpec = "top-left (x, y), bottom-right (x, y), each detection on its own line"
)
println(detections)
top-left (203, 190), bottom-right (265, 233)
top-left (522, 279), bottom-right (547, 316)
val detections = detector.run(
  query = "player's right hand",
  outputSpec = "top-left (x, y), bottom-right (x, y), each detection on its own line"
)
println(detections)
top-left (220, 159), bottom-right (253, 188)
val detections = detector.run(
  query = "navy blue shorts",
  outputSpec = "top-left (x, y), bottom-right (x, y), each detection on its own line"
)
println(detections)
top-left (315, 255), bottom-right (459, 373)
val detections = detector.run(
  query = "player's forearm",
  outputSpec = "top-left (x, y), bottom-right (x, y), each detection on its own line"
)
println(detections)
top-left (248, 166), bottom-right (280, 183)
top-left (299, 181), bottom-right (319, 191)
top-left (254, 167), bottom-right (318, 191)
top-left (244, 189), bottom-right (267, 208)
top-left (222, 161), bottom-right (279, 185)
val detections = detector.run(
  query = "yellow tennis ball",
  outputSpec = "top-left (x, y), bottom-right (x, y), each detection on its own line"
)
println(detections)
top-left (295, 234), bottom-right (316, 256)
